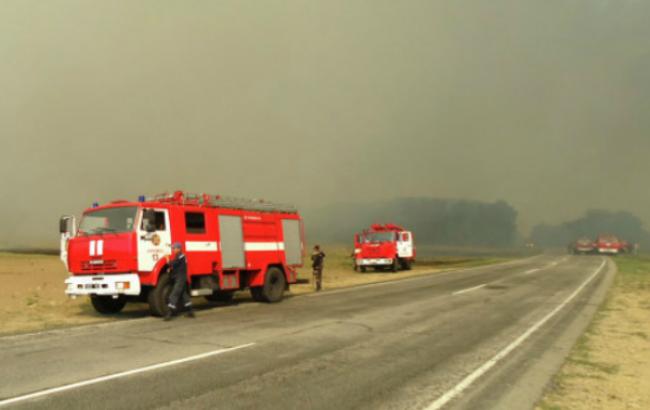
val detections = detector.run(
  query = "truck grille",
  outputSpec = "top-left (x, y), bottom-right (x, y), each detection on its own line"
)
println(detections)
top-left (81, 260), bottom-right (117, 271)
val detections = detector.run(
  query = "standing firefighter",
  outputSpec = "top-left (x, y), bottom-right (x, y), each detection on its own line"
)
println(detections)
top-left (164, 242), bottom-right (195, 320)
top-left (311, 245), bottom-right (326, 291)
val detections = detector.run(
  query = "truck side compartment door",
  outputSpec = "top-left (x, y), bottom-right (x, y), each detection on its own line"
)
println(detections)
top-left (219, 215), bottom-right (246, 269)
top-left (282, 219), bottom-right (303, 266)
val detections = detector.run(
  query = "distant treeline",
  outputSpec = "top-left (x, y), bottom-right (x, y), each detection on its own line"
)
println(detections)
top-left (530, 210), bottom-right (650, 247)
top-left (304, 198), bottom-right (518, 247)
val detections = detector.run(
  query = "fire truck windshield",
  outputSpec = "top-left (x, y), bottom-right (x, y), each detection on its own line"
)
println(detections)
top-left (363, 232), bottom-right (396, 243)
top-left (79, 207), bottom-right (138, 234)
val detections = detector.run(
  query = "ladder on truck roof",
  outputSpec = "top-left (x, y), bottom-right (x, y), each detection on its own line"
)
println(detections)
top-left (151, 191), bottom-right (298, 214)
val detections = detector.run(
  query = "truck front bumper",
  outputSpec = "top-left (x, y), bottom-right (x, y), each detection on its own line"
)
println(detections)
top-left (357, 258), bottom-right (393, 266)
top-left (598, 248), bottom-right (619, 254)
top-left (65, 273), bottom-right (141, 296)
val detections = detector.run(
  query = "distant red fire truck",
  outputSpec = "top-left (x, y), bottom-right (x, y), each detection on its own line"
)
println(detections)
top-left (59, 191), bottom-right (304, 316)
top-left (353, 224), bottom-right (415, 272)
top-left (595, 234), bottom-right (624, 255)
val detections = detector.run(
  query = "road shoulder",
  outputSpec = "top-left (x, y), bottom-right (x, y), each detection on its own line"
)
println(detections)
top-left (537, 256), bottom-right (650, 410)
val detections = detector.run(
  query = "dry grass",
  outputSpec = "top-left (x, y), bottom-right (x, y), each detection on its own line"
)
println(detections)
top-left (537, 256), bottom-right (650, 410)
top-left (0, 252), bottom-right (123, 335)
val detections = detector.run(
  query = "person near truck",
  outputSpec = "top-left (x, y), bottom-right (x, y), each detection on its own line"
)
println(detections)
top-left (164, 242), bottom-right (195, 320)
top-left (311, 245), bottom-right (326, 291)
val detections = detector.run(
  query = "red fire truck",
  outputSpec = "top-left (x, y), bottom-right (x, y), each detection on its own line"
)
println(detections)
top-left (595, 234), bottom-right (623, 255)
top-left (353, 224), bottom-right (415, 272)
top-left (59, 191), bottom-right (304, 316)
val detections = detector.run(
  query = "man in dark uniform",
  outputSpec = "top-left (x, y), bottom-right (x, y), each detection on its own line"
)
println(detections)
top-left (311, 245), bottom-right (325, 291)
top-left (164, 242), bottom-right (195, 320)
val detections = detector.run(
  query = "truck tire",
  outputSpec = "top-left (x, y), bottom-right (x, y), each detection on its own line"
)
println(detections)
top-left (401, 259), bottom-right (412, 270)
top-left (391, 258), bottom-right (399, 273)
top-left (251, 267), bottom-right (286, 303)
top-left (148, 272), bottom-right (173, 317)
top-left (205, 291), bottom-right (235, 303)
top-left (90, 295), bottom-right (127, 314)
top-left (360, 266), bottom-right (367, 273)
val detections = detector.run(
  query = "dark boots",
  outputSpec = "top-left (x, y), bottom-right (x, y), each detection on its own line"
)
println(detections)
top-left (163, 305), bottom-right (194, 320)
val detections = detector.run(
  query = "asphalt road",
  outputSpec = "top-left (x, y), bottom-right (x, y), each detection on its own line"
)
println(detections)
top-left (0, 254), bottom-right (615, 410)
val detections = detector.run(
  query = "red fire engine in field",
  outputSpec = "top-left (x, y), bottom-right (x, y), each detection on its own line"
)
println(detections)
top-left (353, 224), bottom-right (415, 272)
top-left (59, 191), bottom-right (304, 316)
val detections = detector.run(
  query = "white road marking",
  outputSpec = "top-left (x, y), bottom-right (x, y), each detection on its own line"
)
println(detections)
top-left (306, 256), bottom-right (543, 299)
top-left (304, 269), bottom-right (462, 297)
top-left (424, 259), bottom-right (607, 410)
top-left (524, 256), bottom-right (568, 275)
top-left (0, 343), bottom-right (255, 407)
top-left (452, 284), bottom-right (486, 296)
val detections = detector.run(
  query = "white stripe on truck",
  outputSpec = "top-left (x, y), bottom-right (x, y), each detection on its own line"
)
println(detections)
top-left (185, 241), bottom-right (218, 252)
top-left (183, 242), bottom-right (285, 252)
top-left (244, 242), bottom-right (285, 251)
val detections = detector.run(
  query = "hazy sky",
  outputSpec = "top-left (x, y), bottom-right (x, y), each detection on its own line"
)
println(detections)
top-left (1, 1), bottom-right (649, 246)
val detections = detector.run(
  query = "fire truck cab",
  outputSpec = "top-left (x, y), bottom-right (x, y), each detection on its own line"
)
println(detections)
top-left (59, 191), bottom-right (304, 316)
top-left (353, 224), bottom-right (415, 272)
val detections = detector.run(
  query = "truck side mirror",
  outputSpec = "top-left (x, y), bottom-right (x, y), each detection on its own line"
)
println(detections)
top-left (59, 217), bottom-right (69, 234)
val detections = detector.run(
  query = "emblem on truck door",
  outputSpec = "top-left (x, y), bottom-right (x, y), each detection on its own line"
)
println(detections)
top-left (152, 234), bottom-right (161, 246)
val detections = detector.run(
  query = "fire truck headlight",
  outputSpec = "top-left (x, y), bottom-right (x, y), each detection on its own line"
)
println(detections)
top-left (116, 282), bottom-right (130, 290)
top-left (354, 249), bottom-right (361, 254)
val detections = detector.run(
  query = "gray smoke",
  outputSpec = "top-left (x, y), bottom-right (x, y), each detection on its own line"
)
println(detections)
top-left (1, 1), bottom-right (649, 247)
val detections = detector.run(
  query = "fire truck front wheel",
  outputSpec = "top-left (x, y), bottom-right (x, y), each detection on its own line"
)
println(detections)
top-left (148, 273), bottom-right (172, 317)
top-left (251, 267), bottom-right (286, 303)
top-left (400, 259), bottom-right (412, 270)
top-left (90, 295), bottom-right (127, 314)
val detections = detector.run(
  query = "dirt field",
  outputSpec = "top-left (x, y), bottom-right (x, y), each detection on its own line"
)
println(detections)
top-left (537, 256), bottom-right (650, 410)
top-left (0, 252), bottom-right (112, 335)
top-left (0, 248), bottom-right (507, 336)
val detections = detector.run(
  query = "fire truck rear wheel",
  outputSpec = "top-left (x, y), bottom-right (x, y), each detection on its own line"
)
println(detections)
top-left (252, 267), bottom-right (286, 303)
top-left (148, 273), bottom-right (173, 317)
top-left (90, 295), bottom-right (127, 314)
